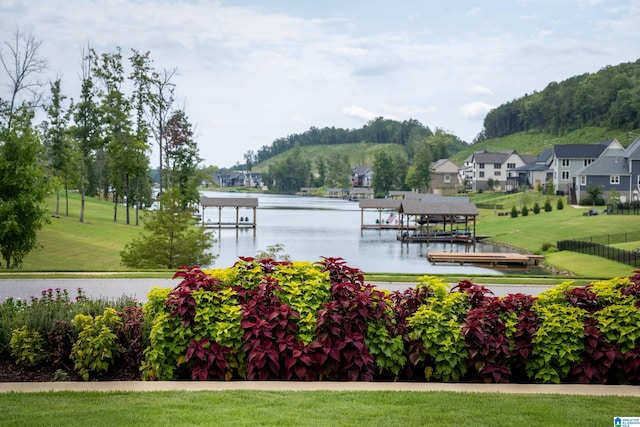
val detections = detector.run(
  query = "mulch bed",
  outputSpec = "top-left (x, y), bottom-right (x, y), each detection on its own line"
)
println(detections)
top-left (0, 359), bottom-right (140, 382)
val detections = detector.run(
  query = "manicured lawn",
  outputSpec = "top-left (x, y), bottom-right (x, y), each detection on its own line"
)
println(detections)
top-left (0, 390), bottom-right (638, 426)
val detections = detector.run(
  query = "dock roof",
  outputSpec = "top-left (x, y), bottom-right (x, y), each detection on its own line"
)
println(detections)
top-left (200, 196), bottom-right (259, 208)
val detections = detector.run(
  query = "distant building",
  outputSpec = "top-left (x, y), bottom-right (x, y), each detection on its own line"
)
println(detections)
top-left (461, 150), bottom-right (533, 191)
top-left (351, 166), bottom-right (373, 188)
top-left (428, 159), bottom-right (461, 194)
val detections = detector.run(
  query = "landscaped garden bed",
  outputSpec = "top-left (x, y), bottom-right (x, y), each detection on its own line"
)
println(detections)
top-left (2, 258), bottom-right (640, 384)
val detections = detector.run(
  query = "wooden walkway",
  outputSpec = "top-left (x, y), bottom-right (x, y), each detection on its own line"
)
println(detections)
top-left (427, 252), bottom-right (544, 267)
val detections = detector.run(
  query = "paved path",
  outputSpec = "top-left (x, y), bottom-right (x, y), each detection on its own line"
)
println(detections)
top-left (0, 381), bottom-right (638, 396)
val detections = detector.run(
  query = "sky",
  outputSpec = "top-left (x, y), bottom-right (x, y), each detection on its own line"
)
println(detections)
top-left (1, 0), bottom-right (640, 168)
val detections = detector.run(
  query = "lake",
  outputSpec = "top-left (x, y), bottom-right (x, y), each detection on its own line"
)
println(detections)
top-left (204, 191), bottom-right (515, 275)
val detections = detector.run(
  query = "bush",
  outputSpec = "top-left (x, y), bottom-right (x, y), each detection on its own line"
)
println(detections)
top-left (10, 326), bottom-right (46, 366)
top-left (532, 202), bottom-right (540, 214)
top-left (510, 206), bottom-right (518, 218)
top-left (544, 199), bottom-right (552, 212)
top-left (522, 205), bottom-right (529, 216)
top-left (557, 197), bottom-right (564, 210)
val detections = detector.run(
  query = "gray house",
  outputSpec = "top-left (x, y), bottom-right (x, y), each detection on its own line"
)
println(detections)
top-left (575, 137), bottom-right (640, 204)
top-left (551, 140), bottom-right (621, 202)
top-left (508, 149), bottom-right (553, 190)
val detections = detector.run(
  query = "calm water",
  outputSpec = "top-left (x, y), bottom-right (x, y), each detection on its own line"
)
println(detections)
top-left (204, 192), bottom-right (510, 275)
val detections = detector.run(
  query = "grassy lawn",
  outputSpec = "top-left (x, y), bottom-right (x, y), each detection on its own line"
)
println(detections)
top-left (0, 390), bottom-right (638, 426)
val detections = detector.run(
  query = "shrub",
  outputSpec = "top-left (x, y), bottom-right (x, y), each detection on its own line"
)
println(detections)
top-left (510, 206), bottom-right (518, 218)
top-left (522, 205), bottom-right (529, 216)
top-left (10, 326), bottom-right (46, 366)
top-left (557, 197), bottom-right (564, 210)
top-left (544, 199), bottom-right (552, 212)
top-left (532, 202), bottom-right (540, 214)
top-left (71, 307), bottom-right (122, 381)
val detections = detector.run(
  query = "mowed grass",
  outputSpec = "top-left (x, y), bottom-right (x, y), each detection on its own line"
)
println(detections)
top-left (20, 193), bottom-right (147, 271)
top-left (475, 200), bottom-right (640, 278)
top-left (0, 390), bottom-right (638, 427)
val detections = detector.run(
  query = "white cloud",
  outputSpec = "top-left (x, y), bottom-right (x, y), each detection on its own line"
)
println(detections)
top-left (460, 102), bottom-right (495, 119)
top-left (343, 105), bottom-right (378, 121)
top-left (2, 0), bottom-right (640, 166)
top-left (470, 84), bottom-right (494, 96)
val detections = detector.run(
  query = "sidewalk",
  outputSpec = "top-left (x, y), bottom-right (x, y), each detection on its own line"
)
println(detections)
top-left (1, 381), bottom-right (639, 396)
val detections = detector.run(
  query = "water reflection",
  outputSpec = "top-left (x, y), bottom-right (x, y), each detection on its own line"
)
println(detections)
top-left (204, 192), bottom-right (514, 275)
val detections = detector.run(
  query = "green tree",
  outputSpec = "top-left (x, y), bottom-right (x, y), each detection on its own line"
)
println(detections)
top-left (72, 47), bottom-right (102, 223)
top-left (42, 78), bottom-right (73, 217)
top-left (120, 189), bottom-right (215, 269)
top-left (165, 109), bottom-right (201, 210)
top-left (405, 141), bottom-right (432, 192)
top-left (372, 150), bottom-right (394, 196)
top-left (324, 151), bottom-right (350, 189)
top-left (264, 147), bottom-right (311, 193)
top-left (0, 107), bottom-right (50, 268)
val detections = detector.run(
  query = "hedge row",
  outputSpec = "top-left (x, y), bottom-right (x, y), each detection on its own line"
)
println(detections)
top-left (2, 258), bottom-right (640, 383)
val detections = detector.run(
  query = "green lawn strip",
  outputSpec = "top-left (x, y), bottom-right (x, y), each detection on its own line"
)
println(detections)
top-left (0, 391), bottom-right (636, 427)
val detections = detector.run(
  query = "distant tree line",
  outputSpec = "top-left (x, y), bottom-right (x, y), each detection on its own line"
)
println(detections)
top-left (479, 59), bottom-right (640, 141)
top-left (246, 117), bottom-right (468, 166)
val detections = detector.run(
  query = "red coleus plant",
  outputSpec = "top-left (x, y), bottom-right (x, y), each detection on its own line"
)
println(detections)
top-left (565, 285), bottom-right (602, 313)
top-left (568, 318), bottom-right (622, 384)
top-left (185, 338), bottom-right (231, 380)
top-left (240, 276), bottom-right (313, 380)
top-left (166, 266), bottom-right (222, 327)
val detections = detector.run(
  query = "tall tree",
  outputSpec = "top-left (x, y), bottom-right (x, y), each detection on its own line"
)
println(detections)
top-left (148, 67), bottom-right (176, 197)
top-left (405, 140), bottom-right (433, 192)
top-left (0, 29), bottom-right (47, 129)
top-left (72, 46), bottom-right (102, 223)
top-left (42, 78), bottom-right (72, 217)
top-left (0, 107), bottom-right (50, 268)
top-left (372, 150), bottom-right (394, 196)
top-left (165, 109), bottom-right (201, 209)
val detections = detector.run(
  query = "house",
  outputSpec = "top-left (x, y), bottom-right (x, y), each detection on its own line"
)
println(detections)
top-left (428, 159), bottom-right (461, 194)
top-left (460, 150), bottom-right (533, 192)
top-left (575, 137), bottom-right (640, 204)
top-left (216, 171), bottom-right (263, 188)
top-left (351, 166), bottom-right (373, 188)
top-left (551, 140), bottom-right (621, 202)
top-left (508, 149), bottom-right (553, 190)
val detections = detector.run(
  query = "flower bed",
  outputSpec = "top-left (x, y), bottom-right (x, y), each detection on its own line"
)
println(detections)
top-left (2, 258), bottom-right (640, 384)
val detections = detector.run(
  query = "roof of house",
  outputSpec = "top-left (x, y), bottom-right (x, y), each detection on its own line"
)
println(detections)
top-left (554, 142), bottom-right (610, 159)
top-left (577, 150), bottom-right (630, 176)
top-left (536, 148), bottom-right (554, 164)
top-left (470, 150), bottom-right (515, 164)
top-left (430, 158), bottom-right (459, 172)
top-left (626, 136), bottom-right (640, 160)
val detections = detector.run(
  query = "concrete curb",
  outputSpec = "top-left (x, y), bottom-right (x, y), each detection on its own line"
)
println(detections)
top-left (0, 381), bottom-right (639, 396)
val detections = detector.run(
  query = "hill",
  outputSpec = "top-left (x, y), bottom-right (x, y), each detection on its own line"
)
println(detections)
top-left (251, 142), bottom-right (408, 173)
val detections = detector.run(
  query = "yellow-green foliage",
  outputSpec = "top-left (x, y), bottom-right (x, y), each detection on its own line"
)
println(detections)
top-left (408, 277), bottom-right (469, 382)
top-left (527, 304), bottom-right (585, 383)
top-left (10, 326), bottom-right (45, 366)
top-left (71, 307), bottom-right (122, 381)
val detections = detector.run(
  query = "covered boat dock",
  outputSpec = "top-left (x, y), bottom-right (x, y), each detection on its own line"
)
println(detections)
top-left (199, 196), bottom-right (259, 228)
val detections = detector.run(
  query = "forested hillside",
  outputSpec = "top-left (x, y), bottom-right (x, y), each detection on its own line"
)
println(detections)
top-left (245, 117), bottom-right (468, 167)
top-left (479, 59), bottom-right (640, 141)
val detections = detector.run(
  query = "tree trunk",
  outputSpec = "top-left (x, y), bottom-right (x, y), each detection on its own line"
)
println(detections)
top-left (79, 156), bottom-right (86, 223)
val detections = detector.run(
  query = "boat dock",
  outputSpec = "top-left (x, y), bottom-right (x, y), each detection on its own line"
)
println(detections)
top-left (427, 252), bottom-right (544, 267)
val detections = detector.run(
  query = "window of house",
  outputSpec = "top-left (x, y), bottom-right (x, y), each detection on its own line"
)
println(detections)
top-left (580, 176), bottom-right (586, 186)
top-left (444, 174), bottom-right (450, 183)
top-left (610, 175), bottom-right (620, 185)
top-left (584, 159), bottom-right (594, 167)
top-left (507, 163), bottom-right (516, 169)
top-left (479, 171), bottom-right (485, 178)
top-left (637, 175), bottom-right (640, 186)
top-left (478, 163), bottom-right (485, 169)
top-left (494, 163), bottom-right (501, 169)
top-left (561, 171), bottom-right (569, 180)
top-left (561, 159), bottom-right (570, 167)
top-left (494, 171), bottom-right (501, 176)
